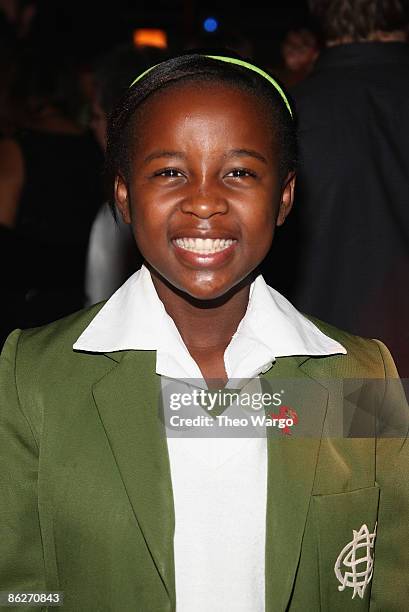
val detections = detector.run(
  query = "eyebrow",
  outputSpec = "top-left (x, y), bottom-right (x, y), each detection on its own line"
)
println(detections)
top-left (143, 148), bottom-right (268, 165)
top-left (225, 149), bottom-right (268, 164)
top-left (144, 150), bottom-right (186, 164)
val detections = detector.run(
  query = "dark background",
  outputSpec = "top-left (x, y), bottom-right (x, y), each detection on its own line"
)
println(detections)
top-left (21, 0), bottom-right (312, 66)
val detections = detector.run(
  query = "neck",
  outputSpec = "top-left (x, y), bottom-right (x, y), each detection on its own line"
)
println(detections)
top-left (327, 30), bottom-right (407, 47)
top-left (148, 266), bottom-right (254, 354)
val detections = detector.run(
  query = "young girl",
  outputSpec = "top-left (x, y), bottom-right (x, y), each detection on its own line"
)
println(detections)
top-left (0, 53), bottom-right (408, 612)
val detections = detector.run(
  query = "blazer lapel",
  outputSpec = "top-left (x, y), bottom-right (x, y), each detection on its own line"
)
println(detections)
top-left (262, 355), bottom-right (330, 612)
top-left (92, 349), bottom-right (175, 608)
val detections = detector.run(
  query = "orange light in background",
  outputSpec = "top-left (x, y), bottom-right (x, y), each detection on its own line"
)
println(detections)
top-left (133, 29), bottom-right (168, 49)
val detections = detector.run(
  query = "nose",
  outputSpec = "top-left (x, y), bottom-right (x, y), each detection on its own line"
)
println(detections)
top-left (179, 183), bottom-right (229, 219)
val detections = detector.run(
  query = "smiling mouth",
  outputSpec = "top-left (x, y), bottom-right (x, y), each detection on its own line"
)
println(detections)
top-left (173, 237), bottom-right (237, 255)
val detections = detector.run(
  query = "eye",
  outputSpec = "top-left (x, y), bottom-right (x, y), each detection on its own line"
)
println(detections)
top-left (225, 168), bottom-right (257, 179)
top-left (153, 168), bottom-right (185, 178)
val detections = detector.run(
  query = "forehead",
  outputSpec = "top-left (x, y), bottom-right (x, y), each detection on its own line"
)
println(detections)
top-left (130, 81), bottom-right (274, 153)
top-left (143, 78), bottom-right (268, 112)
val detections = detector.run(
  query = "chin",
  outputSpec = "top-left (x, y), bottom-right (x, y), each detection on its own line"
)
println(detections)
top-left (173, 271), bottom-right (250, 303)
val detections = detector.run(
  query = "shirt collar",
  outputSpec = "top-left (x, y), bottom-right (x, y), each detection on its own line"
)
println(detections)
top-left (233, 276), bottom-right (346, 357)
top-left (74, 264), bottom-right (346, 377)
top-left (74, 265), bottom-right (169, 353)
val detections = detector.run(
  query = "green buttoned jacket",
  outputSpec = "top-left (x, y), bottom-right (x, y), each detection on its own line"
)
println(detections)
top-left (0, 303), bottom-right (408, 611)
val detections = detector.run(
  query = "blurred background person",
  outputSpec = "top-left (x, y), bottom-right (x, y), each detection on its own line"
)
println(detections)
top-left (0, 0), bottom-right (37, 136)
top-left (0, 47), bottom-right (104, 348)
top-left (0, 0), bottom-right (36, 42)
top-left (277, 25), bottom-right (320, 87)
top-left (270, 0), bottom-right (409, 376)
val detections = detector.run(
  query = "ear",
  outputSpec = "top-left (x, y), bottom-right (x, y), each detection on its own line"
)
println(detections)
top-left (115, 173), bottom-right (132, 224)
top-left (276, 171), bottom-right (296, 227)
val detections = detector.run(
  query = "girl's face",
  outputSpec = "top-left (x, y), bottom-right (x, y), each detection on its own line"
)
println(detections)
top-left (115, 81), bottom-right (295, 300)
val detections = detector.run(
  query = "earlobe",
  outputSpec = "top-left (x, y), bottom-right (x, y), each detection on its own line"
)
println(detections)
top-left (115, 174), bottom-right (132, 224)
top-left (276, 172), bottom-right (296, 227)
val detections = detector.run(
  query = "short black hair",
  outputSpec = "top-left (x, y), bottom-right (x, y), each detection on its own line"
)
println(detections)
top-left (105, 53), bottom-right (297, 218)
top-left (309, 0), bottom-right (409, 41)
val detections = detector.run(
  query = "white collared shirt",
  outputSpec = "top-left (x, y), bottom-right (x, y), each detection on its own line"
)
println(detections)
top-left (74, 265), bottom-right (346, 612)
top-left (74, 264), bottom-right (345, 378)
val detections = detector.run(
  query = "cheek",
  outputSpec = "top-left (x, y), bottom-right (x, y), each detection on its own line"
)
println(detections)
top-left (240, 201), bottom-right (276, 247)
top-left (129, 198), bottom-right (176, 267)
top-left (125, 202), bottom-right (150, 251)
top-left (129, 197), bottom-right (163, 235)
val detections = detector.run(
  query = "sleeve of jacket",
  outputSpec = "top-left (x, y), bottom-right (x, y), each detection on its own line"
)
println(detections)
top-left (0, 329), bottom-right (46, 609)
top-left (370, 339), bottom-right (409, 610)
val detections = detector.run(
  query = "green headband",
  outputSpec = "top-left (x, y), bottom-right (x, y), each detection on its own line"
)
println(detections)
top-left (129, 54), bottom-right (293, 118)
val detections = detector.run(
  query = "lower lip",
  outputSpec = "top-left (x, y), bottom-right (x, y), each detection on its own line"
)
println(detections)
top-left (171, 241), bottom-right (238, 267)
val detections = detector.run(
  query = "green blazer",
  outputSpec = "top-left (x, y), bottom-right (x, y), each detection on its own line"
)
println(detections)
top-left (0, 303), bottom-right (408, 611)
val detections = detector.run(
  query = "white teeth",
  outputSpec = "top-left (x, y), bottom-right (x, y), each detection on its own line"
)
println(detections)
top-left (174, 237), bottom-right (235, 254)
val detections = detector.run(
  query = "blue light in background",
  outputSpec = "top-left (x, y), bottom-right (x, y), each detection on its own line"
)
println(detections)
top-left (203, 17), bottom-right (218, 33)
